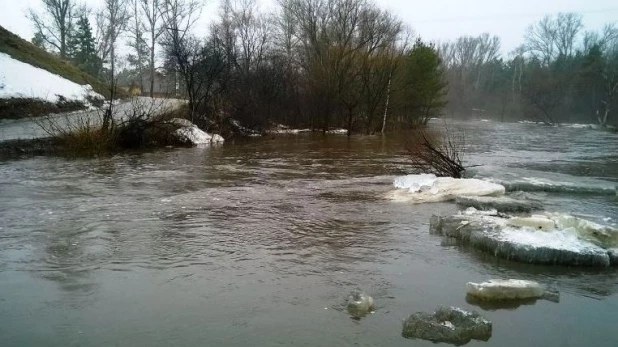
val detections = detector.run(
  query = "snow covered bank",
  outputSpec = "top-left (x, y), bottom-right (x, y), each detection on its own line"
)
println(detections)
top-left (430, 210), bottom-right (618, 267)
top-left (0, 53), bottom-right (103, 105)
top-left (466, 166), bottom-right (616, 195)
top-left (388, 174), bottom-right (505, 203)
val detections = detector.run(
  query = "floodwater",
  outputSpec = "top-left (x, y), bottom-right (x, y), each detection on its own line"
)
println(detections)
top-left (0, 120), bottom-right (617, 346)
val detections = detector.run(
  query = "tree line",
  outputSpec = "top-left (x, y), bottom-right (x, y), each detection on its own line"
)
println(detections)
top-left (28, 1), bottom-right (616, 132)
top-left (28, 0), bottom-right (447, 135)
top-left (440, 13), bottom-right (618, 127)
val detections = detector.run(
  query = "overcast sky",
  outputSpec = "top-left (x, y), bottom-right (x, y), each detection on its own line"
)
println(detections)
top-left (1, 0), bottom-right (617, 55)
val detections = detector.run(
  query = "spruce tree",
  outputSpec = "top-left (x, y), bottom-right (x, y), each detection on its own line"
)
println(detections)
top-left (71, 16), bottom-right (102, 77)
top-left (31, 31), bottom-right (47, 50)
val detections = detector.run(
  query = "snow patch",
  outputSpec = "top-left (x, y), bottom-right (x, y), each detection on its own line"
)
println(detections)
top-left (175, 126), bottom-right (212, 145)
top-left (393, 174), bottom-right (437, 192)
top-left (507, 215), bottom-right (556, 231)
top-left (0, 52), bottom-right (103, 105)
top-left (326, 129), bottom-right (347, 134)
top-left (497, 227), bottom-right (602, 254)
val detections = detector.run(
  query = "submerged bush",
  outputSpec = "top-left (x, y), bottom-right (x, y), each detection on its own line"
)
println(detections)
top-left (406, 125), bottom-right (465, 178)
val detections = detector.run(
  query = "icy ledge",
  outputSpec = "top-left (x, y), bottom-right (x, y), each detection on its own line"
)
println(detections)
top-left (389, 174), bottom-right (505, 203)
top-left (430, 210), bottom-right (618, 267)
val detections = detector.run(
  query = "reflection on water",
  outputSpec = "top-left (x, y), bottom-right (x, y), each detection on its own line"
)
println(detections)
top-left (0, 121), bottom-right (617, 346)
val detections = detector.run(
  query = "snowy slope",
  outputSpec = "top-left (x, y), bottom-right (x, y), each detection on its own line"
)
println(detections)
top-left (0, 52), bottom-right (103, 104)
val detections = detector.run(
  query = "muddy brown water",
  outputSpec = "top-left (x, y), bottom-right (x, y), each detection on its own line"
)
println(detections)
top-left (0, 120), bottom-right (617, 346)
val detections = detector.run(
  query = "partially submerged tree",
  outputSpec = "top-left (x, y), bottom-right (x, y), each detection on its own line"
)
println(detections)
top-left (407, 125), bottom-right (465, 178)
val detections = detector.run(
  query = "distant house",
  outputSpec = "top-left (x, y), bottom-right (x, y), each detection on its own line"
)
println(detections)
top-left (141, 69), bottom-right (179, 97)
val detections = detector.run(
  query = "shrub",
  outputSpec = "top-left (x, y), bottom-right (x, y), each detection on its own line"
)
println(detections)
top-left (406, 124), bottom-right (465, 178)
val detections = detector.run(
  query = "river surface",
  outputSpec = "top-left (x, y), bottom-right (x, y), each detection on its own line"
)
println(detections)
top-left (0, 120), bottom-right (617, 346)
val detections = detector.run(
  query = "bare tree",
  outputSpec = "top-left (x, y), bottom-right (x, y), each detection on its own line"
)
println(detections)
top-left (524, 15), bottom-right (557, 65)
top-left (159, 0), bottom-right (203, 113)
top-left (555, 13), bottom-right (583, 58)
top-left (128, 0), bottom-right (148, 91)
top-left (28, 0), bottom-right (80, 58)
top-left (159, 0), bottom-right (202, 48)
top-left (525, 13), bottom-right (583, 64)
top-left (97, 0), bottom-right (130, 131)
top-left (141, 0), bottom-right (166, 97)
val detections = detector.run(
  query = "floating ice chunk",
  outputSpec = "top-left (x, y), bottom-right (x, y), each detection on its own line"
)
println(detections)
top-left (456, 195), bottom-right (543, 213)
top-left (393, 174), bottom-right (437, 193)
top-left (466, 279), bottom-right (545, 301)
top-left (389, 175), bottom-right (505, 203)
top-left (430, 213), bottom-right (615, 267)
top-left (346, 289), bottom-right (375, 318)
top-left (402, 306), bottom-right (492, 345)
top-left (466, 166), bottom-right (616, 195)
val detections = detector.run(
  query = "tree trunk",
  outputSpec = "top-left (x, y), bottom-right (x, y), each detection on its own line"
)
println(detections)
top-left (150, 27), bottom-right (156, 98)
top-left (381, 72), bottom-right (392, 135)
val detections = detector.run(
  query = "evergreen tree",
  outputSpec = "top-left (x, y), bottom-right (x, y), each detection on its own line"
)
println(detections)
top-left (31, 31), bottom-right (47, 50)
top-left (70, 16), bottom-right (102, 77)
top-left (396, 39), bottom-right (448, 126)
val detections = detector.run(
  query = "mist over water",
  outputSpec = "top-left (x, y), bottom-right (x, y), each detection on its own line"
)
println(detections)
top-left (0, 120), bottom-right (617, 346)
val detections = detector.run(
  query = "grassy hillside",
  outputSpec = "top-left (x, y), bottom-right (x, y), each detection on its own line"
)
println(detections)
top-left (0, 25), bottom-right (109, 98)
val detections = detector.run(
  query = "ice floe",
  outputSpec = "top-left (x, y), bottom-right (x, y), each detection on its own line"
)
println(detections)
top-left (389, 174), bottom-right (505, 203)
top-left (430, 210), bottom-right (618, 267)
top-left (466, 166), bottom-right (616, 195)
top-left (466, 279), bottom-right (546, 301)
top-left (456, 195), bottom-right (543, 213)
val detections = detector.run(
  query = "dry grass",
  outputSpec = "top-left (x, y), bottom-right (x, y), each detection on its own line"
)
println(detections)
top-left (29, 98), bottom-right (194, 157)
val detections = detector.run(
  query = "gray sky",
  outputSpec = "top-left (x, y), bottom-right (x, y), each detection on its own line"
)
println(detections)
top-left (1, 0), bottom-right (617, 55)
